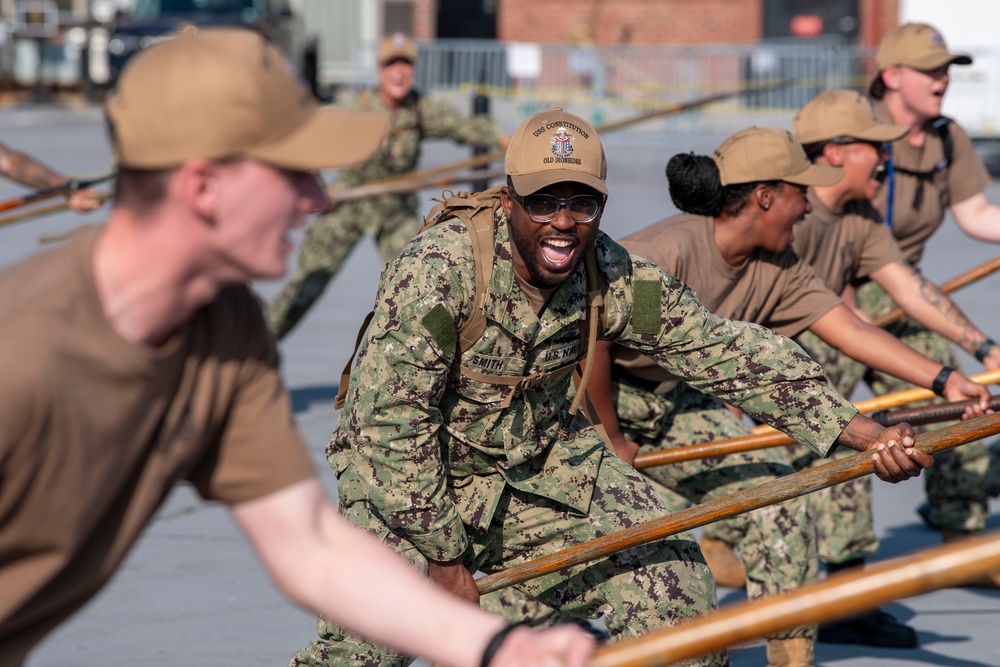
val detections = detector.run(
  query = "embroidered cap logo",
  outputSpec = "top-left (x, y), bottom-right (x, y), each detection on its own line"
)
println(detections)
top-left (550, 127), bottom-right (574, 158)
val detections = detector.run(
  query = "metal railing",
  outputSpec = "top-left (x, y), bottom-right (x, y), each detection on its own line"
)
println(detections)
top-left (347, 37), bottom-right (874, 144)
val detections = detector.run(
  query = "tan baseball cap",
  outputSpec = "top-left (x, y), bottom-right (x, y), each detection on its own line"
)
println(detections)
top-left (875, 23), bottom-right (972, 72)
top-left (505, 108), bottom-right (607, 196)
top-left (106, 27), bottom-right (389, 171)
top-left (378, 32), bottom-right (417, 66)
top-left (794, 90), bottom-right (907, 144)
top-left (712, 127), bottom-right (842, 187)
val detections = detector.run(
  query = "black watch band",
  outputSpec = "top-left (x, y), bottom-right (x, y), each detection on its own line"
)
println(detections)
top-left (932, 365), bottom-right (956, 397)
top-left (480, 622), bottom-right (527, 667)
top-left (975, 338), bottom-right (997, 363)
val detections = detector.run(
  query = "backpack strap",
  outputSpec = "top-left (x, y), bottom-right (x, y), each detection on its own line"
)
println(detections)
top-left (421, 186), bottom-right (505, 352)
top-left (336, 187), bottom-right (502, 409)
top-left (559, 248), bottom-right (607, 442)
top-left (334, 309), bottom-right (375, 410)
top-left (885, 116), bottom-right (954, 226)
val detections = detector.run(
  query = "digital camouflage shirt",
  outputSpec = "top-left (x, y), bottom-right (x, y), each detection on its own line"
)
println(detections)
top-left (335, 89), bottom-right (503, 190)
top-left (330, 208), bottom-right (858, 562)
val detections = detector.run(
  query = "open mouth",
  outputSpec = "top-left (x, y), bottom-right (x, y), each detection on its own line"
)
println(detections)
top-left (540, 236), bottom-right (576, 270)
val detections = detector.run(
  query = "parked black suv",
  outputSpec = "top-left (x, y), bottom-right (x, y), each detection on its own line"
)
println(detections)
top-left (101, 0), bottom-right (319, 96)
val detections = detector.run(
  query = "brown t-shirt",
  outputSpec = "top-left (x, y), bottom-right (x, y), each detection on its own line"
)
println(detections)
top-left (0, 227), bottom-right (315, 665)
top-left (794, 189), bottom-right (906, 295)
top-left (614, 213), bottom-right (840, 380)
top-left (872, 103), bottom-right (990, 266)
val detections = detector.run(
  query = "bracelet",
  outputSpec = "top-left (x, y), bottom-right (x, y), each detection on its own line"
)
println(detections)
top-left (975, 338), bottom-right (997, 363)
top-left (480, 622), bottom-right (527, 667)
top-left (932, 365), bottom-right (956, 397)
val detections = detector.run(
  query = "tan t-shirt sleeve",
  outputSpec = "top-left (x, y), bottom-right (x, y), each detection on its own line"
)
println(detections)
top-left (945, 121), bottom-right (990, 207)
top-left (850, 202), bottom-right (906, 281)
top-left (766, 253), bottom-right (842, 339)
top-left (187, 293), bottom-right (315, 505)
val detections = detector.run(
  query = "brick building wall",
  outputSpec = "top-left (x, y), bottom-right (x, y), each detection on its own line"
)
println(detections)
top-left (411, 0), bottom-right (900, 47)
top-left (496, 0), bottom-right (761, 45)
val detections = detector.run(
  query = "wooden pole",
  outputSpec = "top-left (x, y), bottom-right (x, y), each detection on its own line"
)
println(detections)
top-left (0, 173), bottom-right (111, 214)
top-left (589, 530), bottom-right (1000, 667)
top-left (475, 413), bottom-right (1000, 595)
top-left (369, 82), bottom-right (792, 190)
top-left (22, 84), bottom-right (787, 234)
top-left (733, 367), bottom-right (1000, 450)
top-left (0, 192), bottom-right (111, 232)
top-left (871, 255), bottom-right (1000, 329)
top-left (36, 168), bottom-right (507, 246)
top-left (327, 167), bottom-right (505, 204)
top-left (871, 394), bottom-right (1000, 427)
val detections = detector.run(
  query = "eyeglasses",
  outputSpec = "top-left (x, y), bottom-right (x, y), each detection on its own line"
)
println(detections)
top-left (510, 191), bottom-right (604, 224)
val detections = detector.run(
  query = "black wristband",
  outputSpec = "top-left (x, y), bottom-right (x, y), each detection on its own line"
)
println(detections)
top-left (932, 365), bottom-right (956, 397)
top-left (481, 622), bottom-right (527, 667)
top-left (975, 338), bottom-right (997, 363)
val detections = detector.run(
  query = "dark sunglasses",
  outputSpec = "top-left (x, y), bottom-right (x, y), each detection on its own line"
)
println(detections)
top-left (510, 191), bottom-right (604, 224)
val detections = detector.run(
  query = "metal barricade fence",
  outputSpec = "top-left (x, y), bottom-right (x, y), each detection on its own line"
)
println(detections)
top-left (349, 37), bottom-right (874, 146)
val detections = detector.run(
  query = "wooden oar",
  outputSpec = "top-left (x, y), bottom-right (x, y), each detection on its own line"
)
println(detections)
top-left (25, 84), bottom-right (787, 235)
top-left (871, 393), bottom-right (1000, 427)
top-left (872, 255), bottom-right (1000, 329)
top-left (326, 167), bottom-right (504, 205)
top-left (36, 168), bottom-right (507, 246)
top-left (736, 367), bottom-right (1000, 440)
top-left (0, 191), bottom-right (112, 232)
top-left (372, 80), bottom-right (793, 190)
top-left (0, 173), bottom-right (111, 215)
top-left (589, 530), bottom-right (1000, 667)
top-left (645, 367), bottom-right (1000, 468)
top-left (475, 413), bottom-right (1000, 595)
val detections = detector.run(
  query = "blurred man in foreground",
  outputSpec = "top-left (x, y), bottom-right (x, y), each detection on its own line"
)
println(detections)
top-left (0, 27), bottom-right (594, 667)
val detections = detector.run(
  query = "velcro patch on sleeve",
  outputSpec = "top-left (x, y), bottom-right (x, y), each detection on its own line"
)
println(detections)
top-left (422, 303), bottom-right (457, 357)
top-left (632, 278), bottom-right (662, 335)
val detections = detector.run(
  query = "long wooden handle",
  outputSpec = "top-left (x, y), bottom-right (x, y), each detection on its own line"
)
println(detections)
top-left (589, 530), bottom-right (1000, 667)
top-left (636, 369), bottom-right (1000, 468)
top-left (371, 81), bottom-right (792, 190)
top-left (327, 167), bottom-right (505, 204)
top-left (475, 413), bottom-right (1000, 595)
top-left (0, 191), bottom-right (112, 232)
top-left (36, 169), bottom-right (508, 247)
top-left (22, 84), bottom-right (786, 234)
top-left (871, 394), bottom-right (1000, 427)
top-left (872, 255), bottom-right (1000, 329)
top-left (734, 367), bottom-right (1000, 448)
top-left (0, 173), bottom-right (112, 218)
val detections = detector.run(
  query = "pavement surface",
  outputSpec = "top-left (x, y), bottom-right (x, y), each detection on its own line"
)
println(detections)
top-left (4, 104), bottom-right (1000, 667)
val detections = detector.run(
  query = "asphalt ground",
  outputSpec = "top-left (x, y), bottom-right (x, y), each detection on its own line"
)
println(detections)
top-left (4, 104), bottom-right (1000, 667)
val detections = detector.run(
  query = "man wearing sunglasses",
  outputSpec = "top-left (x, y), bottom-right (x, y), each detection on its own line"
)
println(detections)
top-left (293, 107), bottom-right (929, 667)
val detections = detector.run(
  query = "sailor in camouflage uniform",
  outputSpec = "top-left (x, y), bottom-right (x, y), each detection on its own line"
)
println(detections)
top-left (267, 33), bottom-right (509, 339)
top-left (289, 109), bottom-right (928, 667)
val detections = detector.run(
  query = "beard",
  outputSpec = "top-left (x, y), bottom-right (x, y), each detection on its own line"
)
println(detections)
top-left (509, 223), bottom-right (594, 289)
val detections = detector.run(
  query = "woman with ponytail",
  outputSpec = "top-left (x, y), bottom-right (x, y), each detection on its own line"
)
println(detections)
top-left (579, 126), bottom-right (990, 667)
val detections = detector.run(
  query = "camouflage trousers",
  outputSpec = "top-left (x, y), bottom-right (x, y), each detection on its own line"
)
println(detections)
top-left (791, 329), bottom-right (879, 564)
top-left (797, 279), bottom-right (992, 536)
top-left (267, 196), bottom-right (420, 339)
top-left (289, 436), bottom-right (727, 667)
top-left (614, 379), bottom-right (818, 641)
